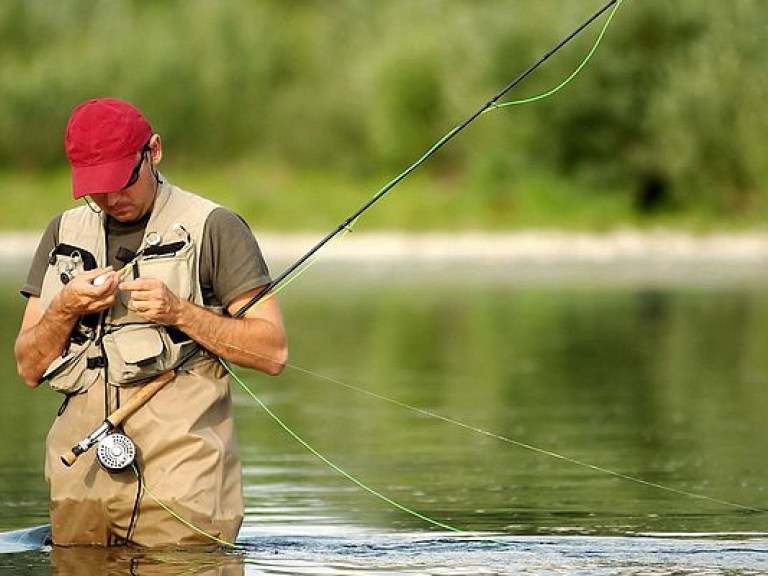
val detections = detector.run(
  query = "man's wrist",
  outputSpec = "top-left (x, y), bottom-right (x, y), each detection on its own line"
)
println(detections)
top-left (170, 298), bottom-right (200, 331)
top-left (46, 289), bottom-right (80, 329)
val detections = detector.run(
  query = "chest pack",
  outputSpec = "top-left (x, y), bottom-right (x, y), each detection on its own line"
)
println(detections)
top-left (39, 180), bottom-right (220, 393)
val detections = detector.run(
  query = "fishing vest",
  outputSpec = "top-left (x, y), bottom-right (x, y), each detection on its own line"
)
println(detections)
top-left (39, 180), bottom-right (220, 393)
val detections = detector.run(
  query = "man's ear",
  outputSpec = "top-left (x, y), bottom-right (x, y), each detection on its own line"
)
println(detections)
top-left (149, 133), bottom-right (163, 165)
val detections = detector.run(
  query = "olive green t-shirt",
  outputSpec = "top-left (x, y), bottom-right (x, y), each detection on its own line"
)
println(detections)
top-left (22, 207), bottom-right (271, 310)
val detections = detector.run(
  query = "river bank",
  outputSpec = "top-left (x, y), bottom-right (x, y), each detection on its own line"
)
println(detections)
top-left (4, 229), bottom-right (768, 286)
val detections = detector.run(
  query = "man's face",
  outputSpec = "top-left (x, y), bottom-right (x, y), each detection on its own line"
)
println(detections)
top-left (88, 140), bottom-right (159, 223)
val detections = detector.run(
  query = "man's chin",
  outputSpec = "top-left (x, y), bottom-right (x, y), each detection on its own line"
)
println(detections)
top-left (107, 210), bottom-right (141, 223)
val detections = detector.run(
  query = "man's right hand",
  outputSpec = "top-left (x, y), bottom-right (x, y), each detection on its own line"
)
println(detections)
top-left (55, 266), bottom-right (120, 316)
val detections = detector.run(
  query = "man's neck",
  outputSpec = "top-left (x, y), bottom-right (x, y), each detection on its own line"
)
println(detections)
top-left (105, 210), bottom-right (152, 233)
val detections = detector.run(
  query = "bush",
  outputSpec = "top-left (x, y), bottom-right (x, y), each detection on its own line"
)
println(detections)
top-left (0, 0), bottom-right (766, 222)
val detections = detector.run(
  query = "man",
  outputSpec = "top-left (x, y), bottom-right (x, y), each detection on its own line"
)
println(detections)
top-left (14, 97), bottom-right (288, 547)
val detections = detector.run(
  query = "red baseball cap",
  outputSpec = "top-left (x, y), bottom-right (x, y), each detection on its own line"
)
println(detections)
top-left (64, 98), bottom-right (153, 199)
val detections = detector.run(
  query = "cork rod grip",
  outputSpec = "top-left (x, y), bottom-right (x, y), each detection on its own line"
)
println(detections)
top-left (106, 370), bottom-right (175, 428)
top-left (61, 450), bottom-right (79, 467)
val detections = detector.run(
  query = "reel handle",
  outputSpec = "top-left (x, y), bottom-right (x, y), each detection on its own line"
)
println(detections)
top-left (59, 370), bottom-right (175, 467)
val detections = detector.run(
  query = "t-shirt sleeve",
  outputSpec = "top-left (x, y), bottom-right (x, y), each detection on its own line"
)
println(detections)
top-left (200, 207), bottom-right (272, 309)
top-left (21, 215), bottom-right (62, 298)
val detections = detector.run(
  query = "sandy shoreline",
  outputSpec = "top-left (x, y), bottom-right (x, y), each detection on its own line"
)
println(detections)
top-left (256, 229), bottom-right (768, 264)
top-left (5, 228), bottom-right (768, 262)
top-left (4, 229), bottom-right (768, 284)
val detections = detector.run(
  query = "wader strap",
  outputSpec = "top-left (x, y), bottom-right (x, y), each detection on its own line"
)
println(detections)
top-left (87, 356), bottom-right (106, 370)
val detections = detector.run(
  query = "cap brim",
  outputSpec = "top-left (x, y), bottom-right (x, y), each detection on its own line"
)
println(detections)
top-left (71, 155), bottom-right (137, 199)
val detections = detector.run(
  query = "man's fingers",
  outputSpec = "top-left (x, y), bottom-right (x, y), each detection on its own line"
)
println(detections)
top-left (120, 277), bottom-right (161, 292)
top-left (80, 266), bottom-right (114, 281)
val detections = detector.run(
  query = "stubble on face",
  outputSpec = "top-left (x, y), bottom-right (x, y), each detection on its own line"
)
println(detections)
top-left (89, 167), bottom-right (157, 223)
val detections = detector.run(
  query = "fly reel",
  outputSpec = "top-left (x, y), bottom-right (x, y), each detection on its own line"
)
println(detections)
top-left (96, 432), bottom-right (136, 473)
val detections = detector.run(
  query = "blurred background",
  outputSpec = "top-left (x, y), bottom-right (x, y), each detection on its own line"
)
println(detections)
top-left (1, 0), bottom-right (766, 232)
top-left (4, 2), bottom-right (768, 561)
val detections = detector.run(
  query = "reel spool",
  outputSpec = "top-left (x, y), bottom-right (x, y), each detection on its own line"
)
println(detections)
top-left (96, 432), bottom-right (136, 473)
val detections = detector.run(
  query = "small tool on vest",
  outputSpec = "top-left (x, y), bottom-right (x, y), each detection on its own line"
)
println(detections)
top-left (57, 252), bottom-right (82, 284)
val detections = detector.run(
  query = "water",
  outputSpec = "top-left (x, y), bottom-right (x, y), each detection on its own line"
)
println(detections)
top-left (1, 260), bottom-right (768, 574)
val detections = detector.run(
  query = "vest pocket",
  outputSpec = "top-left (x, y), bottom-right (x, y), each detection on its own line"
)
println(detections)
top-left (113, 241), bottom-right (196, 323)
top-left (103, 325), bottom-right (167, 385)
top-left (43, 340), bottom-right (101, 395)
top-left (136, 240), bottom-right (195, 301)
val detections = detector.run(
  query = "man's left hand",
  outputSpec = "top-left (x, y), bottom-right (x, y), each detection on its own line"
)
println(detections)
top-left (119, 278), bottom-right (183, 325)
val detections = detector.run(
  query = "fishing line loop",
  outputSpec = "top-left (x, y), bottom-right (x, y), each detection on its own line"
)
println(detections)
top-left (487, 0), bottom-right (623, 111)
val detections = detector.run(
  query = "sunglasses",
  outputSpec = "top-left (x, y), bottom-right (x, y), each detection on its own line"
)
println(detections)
top-left (122, 141), bottom-right (152, 190)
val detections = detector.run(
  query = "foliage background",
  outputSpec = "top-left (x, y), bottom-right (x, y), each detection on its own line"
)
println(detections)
top-left (0, 0), bottom-right (766, 231)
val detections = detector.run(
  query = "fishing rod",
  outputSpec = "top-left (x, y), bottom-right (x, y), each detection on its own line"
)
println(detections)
top-left (61, 0), bottom-right (622, 468)
top-left (232, 0), bottom-right (620, 319)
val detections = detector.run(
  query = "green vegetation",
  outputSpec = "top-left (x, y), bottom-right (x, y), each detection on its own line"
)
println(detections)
top-left (1, 0), bottom-right (767, 231)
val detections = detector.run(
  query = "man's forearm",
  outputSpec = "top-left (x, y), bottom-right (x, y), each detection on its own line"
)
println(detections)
top-left (173, 300), bottom-right (287, 375)
top-left (15, 268), bottom-right (120, 387)
top-left (15, 302), bottom-right (79, 387)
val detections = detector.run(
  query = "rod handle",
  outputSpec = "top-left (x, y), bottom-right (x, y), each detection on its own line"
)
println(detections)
top-left (106, 370), bottom-right (175, 428)
top-left (60, 450), bottom-right (79, 467)
top-left (58, 371), bottom-right (175, 467)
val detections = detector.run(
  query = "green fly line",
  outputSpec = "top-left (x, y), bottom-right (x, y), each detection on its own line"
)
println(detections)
top-left (136, 0), bottom-right (634, 545)
top-left (489, 0), bottom-right (623, 110)
top-left (265, 216), bottom-right (360, 301)
top-left (131, 464), bottom-right (239, 548)
top-left (273, 360), bottom-right (767, 516)
top-left (199, 354), bottom-right (765, 546)
top-left (222, 360), bottom-right (466, 535)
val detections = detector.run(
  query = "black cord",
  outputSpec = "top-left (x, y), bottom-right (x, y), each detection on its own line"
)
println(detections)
top-left (124, 460), bottom-right (142, 544)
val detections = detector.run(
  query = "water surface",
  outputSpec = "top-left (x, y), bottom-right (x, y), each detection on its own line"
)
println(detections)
top-left (1, 261), bottom-right (767, 574)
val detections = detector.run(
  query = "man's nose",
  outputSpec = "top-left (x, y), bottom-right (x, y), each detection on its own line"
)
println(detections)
top-left (106, 192), bottom-right (121, 207)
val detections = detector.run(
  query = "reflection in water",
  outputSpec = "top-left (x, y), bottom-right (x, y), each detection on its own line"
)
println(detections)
top-left (234, 280), bottom-right (768, 535)
top-left (4, 529), bottom-right (768, 575)
top-left (50, 546), bottom-right (244, 575)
